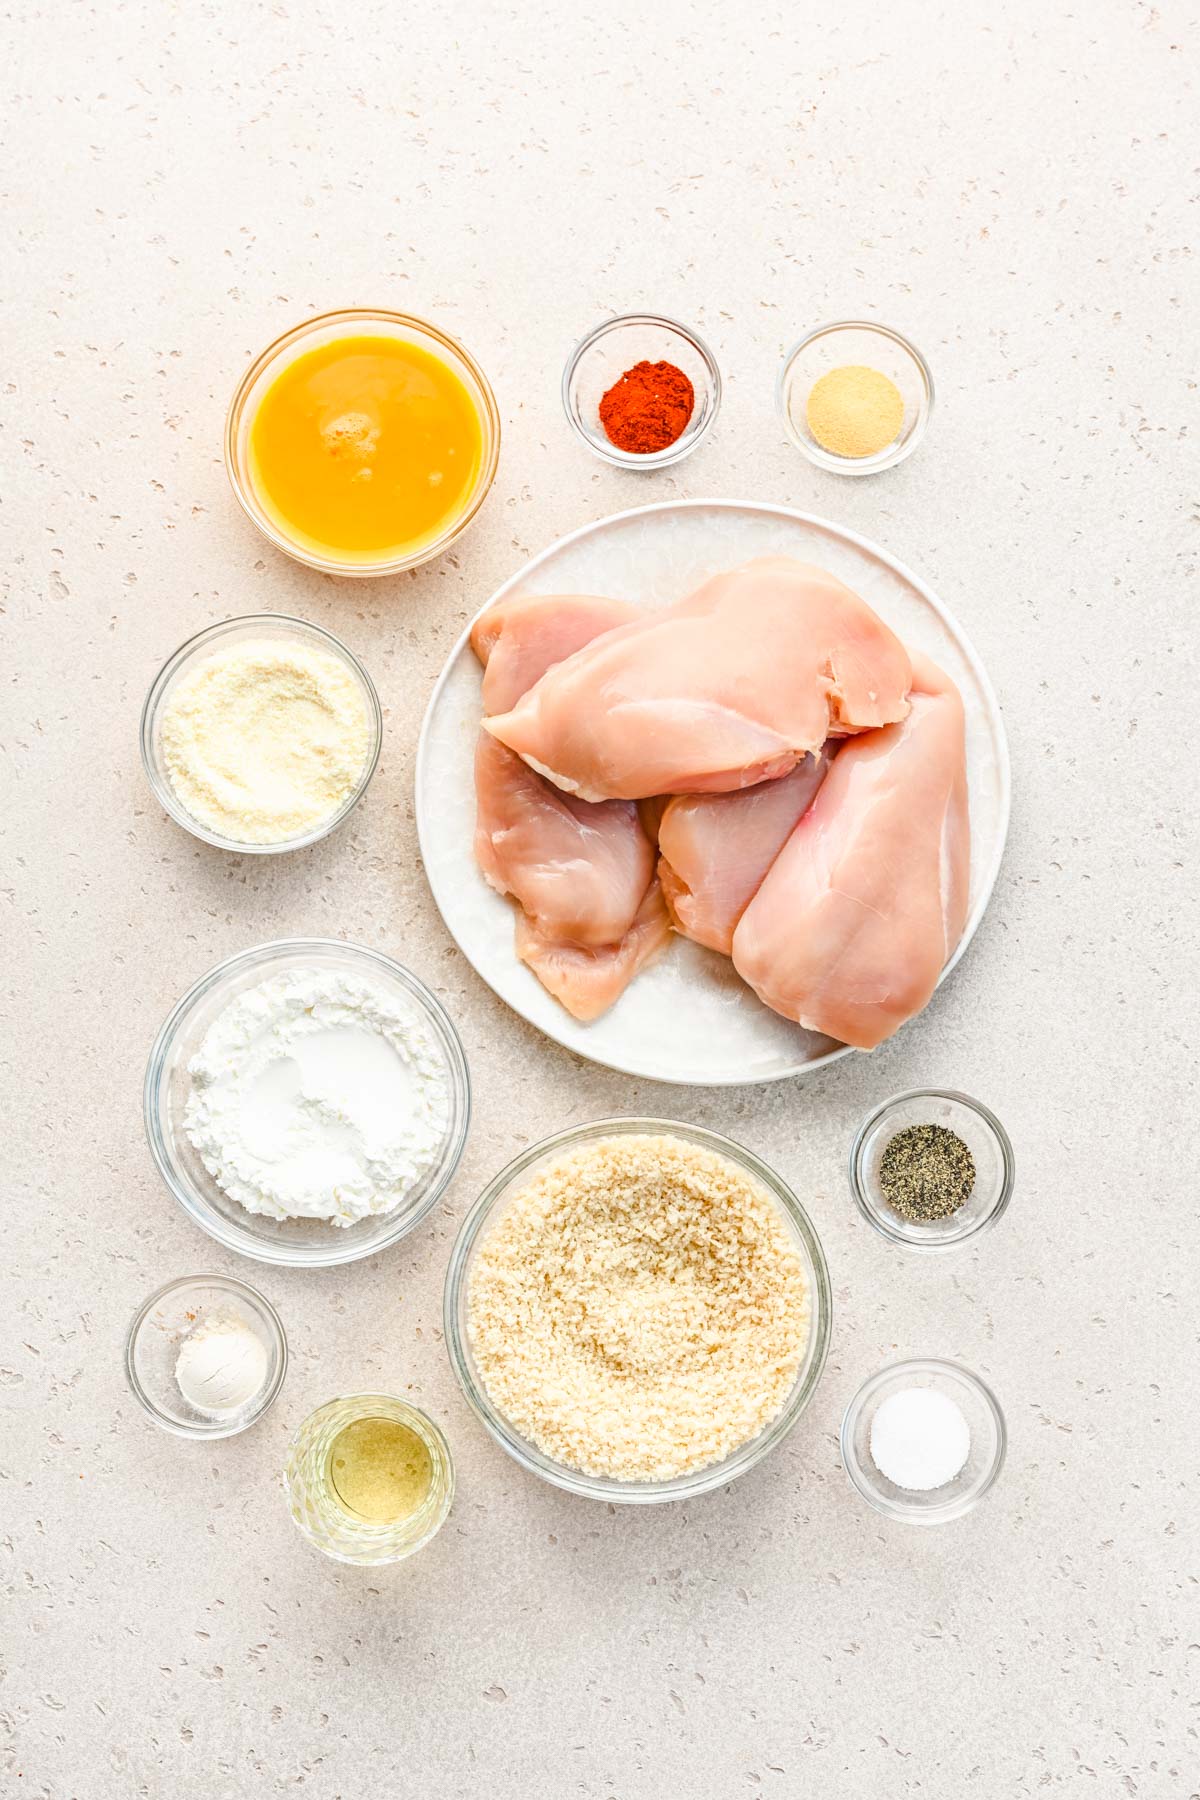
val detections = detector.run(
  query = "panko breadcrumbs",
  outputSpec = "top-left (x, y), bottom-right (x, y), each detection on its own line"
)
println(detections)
top-left (466, 1134), bottom-right (811, 1482)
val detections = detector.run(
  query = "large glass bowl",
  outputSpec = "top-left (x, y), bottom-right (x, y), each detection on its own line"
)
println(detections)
top-left (140, 613), bottom-right (382, 854)
top-left (444, 1118), bottom-right (831, 1503)
top-left (225, 307), bottom-right (501, 576)
top-left (144, 939), bottom-right (471, 1267)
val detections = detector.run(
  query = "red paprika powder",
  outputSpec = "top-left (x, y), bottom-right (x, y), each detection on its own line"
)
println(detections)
top-left (599, 359), bottom-right (695, 454)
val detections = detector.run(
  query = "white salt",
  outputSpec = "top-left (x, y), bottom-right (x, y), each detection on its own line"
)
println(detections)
top-left (870, 1387), bottom-right (971, 1491)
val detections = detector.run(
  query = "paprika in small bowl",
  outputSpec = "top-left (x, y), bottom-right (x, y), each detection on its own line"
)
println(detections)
top-left (562, 314), bottom-right (721, 469)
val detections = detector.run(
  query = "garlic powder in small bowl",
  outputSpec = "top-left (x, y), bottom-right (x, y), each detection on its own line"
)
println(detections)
top-left (778, 322), bottom-right (933, 476)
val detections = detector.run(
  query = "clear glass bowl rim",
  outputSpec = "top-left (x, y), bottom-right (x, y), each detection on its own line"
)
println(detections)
top-left (776, 319), bottom-right (934, 473)
top-left (443, 1115), bottom-right (832, 1503)
top-left (139, 611), bottom-right (383, 854)
top-left (839, 1356), bottom-right (1007, 1524)
top-left (143, 937), bottom-right (472, 1268)
top-left (224, 306), bottom-right (502, 576)
top-left (124, 1271), bottom-right (289, 1439)
top-left (848, 1088), bottom-right (1016, 1250)
top-left (561, 312), bottom-right (723, 469)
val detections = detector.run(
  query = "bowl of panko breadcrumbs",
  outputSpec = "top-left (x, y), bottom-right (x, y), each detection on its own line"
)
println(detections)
top-left (443, 1118), bottom-right (831, 1502)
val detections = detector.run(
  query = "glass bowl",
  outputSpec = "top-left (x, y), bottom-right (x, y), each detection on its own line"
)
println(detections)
top-left (562, 315), bottom-right (721, 469)
top-left (777, 321), bottom-right (933, 474)
top-left (144, 938), bottom-right (471, 1268)
top-left (140, 613), bottom-right (382, 854)
top-left (444, 1117), bottom-right (831, 1503)
top-left (840, 1358), bottom-right (1006, 1525)
top-left (850, 1089), bottom-right (1015, 1251)
top-left (125, 1273), bottom-right (287, 1438)
top-left (284, 1394), bottom-right (455, 1565)
top-left (225, 307), bottom-right (501, 576)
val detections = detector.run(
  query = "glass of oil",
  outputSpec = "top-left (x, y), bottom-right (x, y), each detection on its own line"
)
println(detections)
top-left (284, 1394), bottom-right (454, 1565)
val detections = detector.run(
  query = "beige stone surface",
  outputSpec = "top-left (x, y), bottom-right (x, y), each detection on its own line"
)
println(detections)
top-left (4, 2), bottom-right (1196, 1795)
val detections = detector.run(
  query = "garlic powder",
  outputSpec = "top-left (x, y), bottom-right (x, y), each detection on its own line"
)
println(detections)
top-left (184, 967), bottom-right (450, 1226)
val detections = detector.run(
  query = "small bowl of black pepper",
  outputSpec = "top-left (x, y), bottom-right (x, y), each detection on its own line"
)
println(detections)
top-left (849, 1090), bottom-right (1015, 1252)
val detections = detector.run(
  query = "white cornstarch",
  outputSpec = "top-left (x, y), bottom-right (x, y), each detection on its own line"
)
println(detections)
top-left (184, 967), bottom-right (450, 1226)
top-left (160, 638), bottom-right (370, 843)
top-left (467, 1134), bottom-right (811, 1481)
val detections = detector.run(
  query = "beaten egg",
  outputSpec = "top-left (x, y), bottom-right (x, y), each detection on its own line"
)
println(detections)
top-left (246, 332), bottom-right (484, 566)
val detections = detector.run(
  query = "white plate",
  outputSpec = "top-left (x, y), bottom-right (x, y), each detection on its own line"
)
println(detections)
top-left (416, 501), bottom-right (1010, 1085)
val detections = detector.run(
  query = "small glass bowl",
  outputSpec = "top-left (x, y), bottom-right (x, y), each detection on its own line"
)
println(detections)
top-left (841, 1358), bottom-right (1006, 1525)
top-left (284, 1394), bottom-right (455, 1565)
top-left (562, 314), bottom-right (721, 469)
top-left (444, 1117), bottom-right (831, 1503)
top-left (225, 307), bottom-right (501, 576)
top-left (125, 1274), bottom-right (287, 1439)
top-left (777, 321), bottom-right (933, 475)
top-left (144, 938), bottom-right (471, 1268)
top-left (849, 1089), bottom-right (1015, 1252)
top-left (140, 613), bottom-right (383, 854)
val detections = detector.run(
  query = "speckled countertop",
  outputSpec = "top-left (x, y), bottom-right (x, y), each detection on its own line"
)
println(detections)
top-left (4, 4), bottom-right (1197, 1796)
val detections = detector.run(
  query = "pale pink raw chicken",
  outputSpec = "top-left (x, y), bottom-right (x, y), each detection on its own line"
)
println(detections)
top-left (470, 592), bottom-right (638, 715)
top-left (484, 558), bottom-right (912, 801)
top-left (657, 752), bottom-right (832, 955)
top-left (474, 734), bottom-right (653, 948)
top-left (471, 592), bottom-right (665, 1018)
top-left (513, 883), bottom-right (672, 1023)
top-left (732, 653), bottom-right (970, 1050)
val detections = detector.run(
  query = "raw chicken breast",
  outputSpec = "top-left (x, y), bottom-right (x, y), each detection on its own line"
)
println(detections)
top-left (470, 592), bottom-right (638, 715)
top-left (471, 589), bottom-right (661, 1018)
top-left (732, 653), bottom-right (970, 1050)
top-left (474, 732), bottom-right (653, 948)
top-left (514, 882), bottom-right (671, 1022)
top-left (485, 558), bottom-right (912, 800)
top-left (637, 795), bottom-right (670, 848)
top-left (657, 752), bottom-right (832, 955)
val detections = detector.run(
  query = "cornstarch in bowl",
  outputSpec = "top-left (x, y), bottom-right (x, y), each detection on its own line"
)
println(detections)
top-left (145, 939), bottom-right (472, 1267)
top-left (184, 965), bottom-right (452, 1228)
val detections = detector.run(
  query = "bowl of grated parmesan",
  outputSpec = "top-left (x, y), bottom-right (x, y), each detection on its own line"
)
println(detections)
top-left (444, 1119), bottom-right (831, 1502)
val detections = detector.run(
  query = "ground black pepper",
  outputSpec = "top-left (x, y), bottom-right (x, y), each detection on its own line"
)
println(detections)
top-left (878, 1123), bottom-right (976, 1222)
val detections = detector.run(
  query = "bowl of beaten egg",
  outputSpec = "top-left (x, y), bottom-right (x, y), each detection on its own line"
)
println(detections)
top-left (225, 309), bottom-right (501, 576)
top-left (444, 1118), bottom-right (831, 1502)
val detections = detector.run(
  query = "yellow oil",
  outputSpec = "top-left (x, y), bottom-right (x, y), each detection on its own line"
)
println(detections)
top-left (327, 1415), bottom-right (433, 1524)
top-left (248, 332), bottom-right (483, 564)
